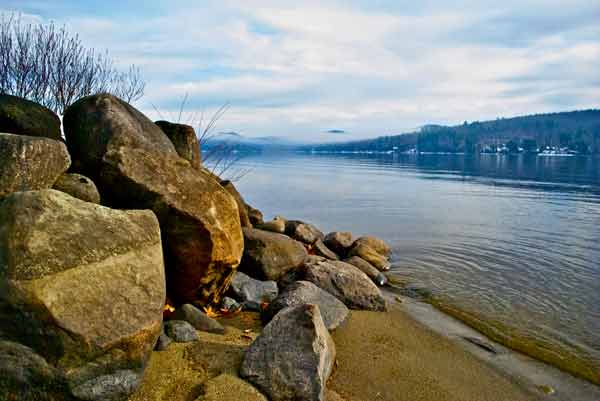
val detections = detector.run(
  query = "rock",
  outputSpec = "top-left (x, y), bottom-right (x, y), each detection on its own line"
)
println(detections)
top-left (348, 243), bottom-right (391, 271)
top-left (257, 217), bottom-right (286, 234)
top-left (264, 281), bottom-right (349, 331)
top-left (323, 232), bottom-right (353, 257)
top-left (52, 173), bottom-right (101, 204)
top-left (63, 93), bottom-right (178, 177)
top-left (0, 189), bottom-right (165, 400)
top-left (221, 296), bottom-right (242, 313)
top-left (221, 179), bottom-right (252, 227)
top-left (247, 204), bottom-right (264, 226)
top-left (71, 369), bottom-right (142, 401)
top-left (0, 94), bottom-right (62, 140)
top-left (240, 304), bottom-right (336, 401)
top-left (155, 120), bottom-right (202, 169)
top-left (200, 373), bottom-right (268, 401)
top-left (64, 94), bottom-right (244, 306)
top-left (231, 271), bottom-right (278, 306)
top-left (0, 340), bottom-right (67, 401)
top-left (0, 133), bottom-right (70, 199)
top-left (171, 304), bottom-right (225, 334)
top-left (164, 320), bottom-right (199, 343)
top-left (313, 239), bottom-right (340, 260)
top-left (240, 228), bottom-right (308, 281)
top-left (155, 332), bottom-right (173, 351)
top-left (353, 236), bottom-right (391, 257)
top-left (303, 259), bottom-right (387, 311)
top-left (344, 256), bottom-right (388, 286)
top-left (285, 220), bottom-right (324, 244)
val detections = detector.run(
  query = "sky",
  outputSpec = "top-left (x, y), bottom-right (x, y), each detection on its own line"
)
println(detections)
top-left (3, 0), bottom-right (600, 142)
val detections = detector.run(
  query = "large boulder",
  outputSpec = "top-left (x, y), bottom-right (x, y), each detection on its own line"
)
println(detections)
top-left (323, 232), bottom-right (353, 257)
top-left (0, 133), bottom-right (70, 199)
top-left (348, 243), bottom-right (391, 271)
top-left (0, 189), bottom-right (165, 401)
top-left (155, 120), bottom-right (202, 169)
top-left (0, 94), bottom-right (62, 140)
top-left (63, 93), bottom-right (178, 176)
top-left (240, 228), bottom-right (308, 281)
top-left (263, 281), bottom-right (349, 331)
top-left (240, 304), bottom-right (335, 401)
top-left (53, 173), bottom-right (101, 204)
top-left (303, 259), bottom-right (387, 311)
top-left (230, 271), bottom-right (278, 309)
top-left (343, 256), bottom-right (388, 287)
top-left (63, 94), bottom-right (244, 306)
top-left (221, 180), bottom-right (252, 227)
top-left (284, 220), bottom-right (324, 245)
top-left (353, 236), bottom-right (391, 257)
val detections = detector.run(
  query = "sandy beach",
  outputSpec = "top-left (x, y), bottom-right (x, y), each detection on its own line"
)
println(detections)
top-left (129, 303), bottom-right (542, 401)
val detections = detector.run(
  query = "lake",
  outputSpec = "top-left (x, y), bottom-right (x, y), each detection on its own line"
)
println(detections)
top-left (234, 152), bottom-right (600, 383)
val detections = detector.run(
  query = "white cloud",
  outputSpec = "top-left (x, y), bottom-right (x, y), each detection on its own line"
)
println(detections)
top-left (5, 0), bottom-right (600, 140)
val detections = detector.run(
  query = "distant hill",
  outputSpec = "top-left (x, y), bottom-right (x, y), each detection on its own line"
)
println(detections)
top-left (203, 132), bottom-right (300, 153)
top-left (304, 110), bottom-right (600, 154)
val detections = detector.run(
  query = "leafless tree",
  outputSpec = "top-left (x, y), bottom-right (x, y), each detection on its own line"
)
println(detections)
top-left (153, 97), bottom-right (250, 181)
top-left (0, 13), bottom-right (145, 114)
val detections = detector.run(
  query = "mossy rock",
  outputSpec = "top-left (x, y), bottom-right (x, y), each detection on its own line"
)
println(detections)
top-left (0, 95), bottom-right (62, 140)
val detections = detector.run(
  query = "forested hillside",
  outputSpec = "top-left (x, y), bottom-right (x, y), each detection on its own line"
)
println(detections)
top-left (308, 110), bottom-right (600, 154)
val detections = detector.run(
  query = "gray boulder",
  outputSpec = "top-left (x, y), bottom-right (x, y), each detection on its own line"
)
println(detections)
top-left (264, 281), bottom-right (349, 331)
top-left (155, 120), bottom-right (202, 169)
top-left (0, 94), bottom-right (62, 140)
top-left (71, 370), bottom-right (142, 401)
top-left (64, 94), bottom-right (243, 306)
top-left (53, 173), bottom-right (101, 204)
top-left (155, 332), bottom-right (173, 351)
top-left (323, 232), bottom-right (353, 257)
top-left (285, 220), bottom-right (324, 244)
top-left (164, 320), bottom-right (199, 343)
top-left (343, 256), bottom-right (388, 286)
top-left (304, 259), bottom-right (387, 311)
top-left (172, 304), bottom-right (225, 334)
top-left (0, 133), bottom-right (70, 199)
top-left (0, 189), bottom-right (165, 400)
top-left (231, 271), bottom-right (278, 308)
top-left (0, 340), bottom-right (66, 401)
top-left (313, 239), bottom-right (339, 260)
top-left (348, 243), bottom-right (391, 271)
top-left (240, 304), bottom-right (336, 401)
top-left (240, 228), bottom-right (308, 281)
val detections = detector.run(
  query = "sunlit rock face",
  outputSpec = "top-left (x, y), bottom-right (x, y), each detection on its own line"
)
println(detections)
top-left (0, 189), bottom-right (165, 400)
top-left (63, 93), bottom-right (244, 306)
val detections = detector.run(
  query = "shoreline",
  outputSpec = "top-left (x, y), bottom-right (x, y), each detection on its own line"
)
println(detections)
top-left (383, 287), bottom-right (600, 401)
top-left (129, 292), bottom-right (600, 401)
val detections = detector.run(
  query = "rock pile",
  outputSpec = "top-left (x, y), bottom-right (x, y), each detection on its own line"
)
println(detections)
top-left (0, 92), bottom-right (394, 401)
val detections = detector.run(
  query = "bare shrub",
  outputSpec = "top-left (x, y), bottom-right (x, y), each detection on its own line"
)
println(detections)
top-left (0, 13), bottom-right (145, 114)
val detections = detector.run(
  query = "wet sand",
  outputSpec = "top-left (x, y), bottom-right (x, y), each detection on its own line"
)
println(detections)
top-left (329, 304), bottom-right (540, 401)
top-left (130, 306), bottom-right (542, 401)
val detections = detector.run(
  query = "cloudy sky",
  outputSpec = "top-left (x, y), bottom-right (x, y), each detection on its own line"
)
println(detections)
top-left (4, 0), bottom-right (600, 142)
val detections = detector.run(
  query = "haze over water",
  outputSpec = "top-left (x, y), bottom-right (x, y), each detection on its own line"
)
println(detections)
top-left (236, 152), bottom-right (600, 380)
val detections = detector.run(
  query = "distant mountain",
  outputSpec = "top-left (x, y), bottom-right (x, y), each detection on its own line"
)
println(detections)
top-left (304, 109), bottom-right (600, 155)
top-left (202, 132), bottom-right (301, 153)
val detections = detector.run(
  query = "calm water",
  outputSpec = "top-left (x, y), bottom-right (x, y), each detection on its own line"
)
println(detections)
top-left (234, 152), bottom-right (600, 380)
